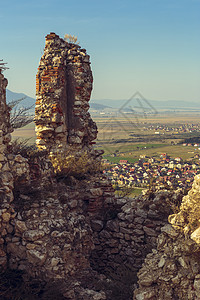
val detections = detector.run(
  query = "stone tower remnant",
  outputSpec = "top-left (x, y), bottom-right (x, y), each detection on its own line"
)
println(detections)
top-left (35, 33), bottom-right (98, 161)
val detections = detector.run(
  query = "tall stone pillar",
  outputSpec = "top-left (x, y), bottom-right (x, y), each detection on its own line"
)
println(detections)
top-left (35, 33), bottom-right (98, 155)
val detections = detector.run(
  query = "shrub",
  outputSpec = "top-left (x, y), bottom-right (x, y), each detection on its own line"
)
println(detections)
top-left (11, 138), bottom-right (48, 161)
top-left (49, 150), bottom-right (101, 177)
top-left (64, 34), bottom-right (79, 44)
top-left (11, 138), bottom-right (36, 156)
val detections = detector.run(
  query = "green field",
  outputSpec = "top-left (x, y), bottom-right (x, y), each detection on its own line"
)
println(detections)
top-left (94, 114), bottom-right (200, 162)
top-left (130, 188), bottom-right (144, 196)
top-left (99, 143), bottom-right (168, 156)
top-left (115, 187), bottom-right (144, 197)
top-left (11, 115), bottom-right (200, 163)
top-left (104, 156), bottom-right (139, 164)
top-left (102, 143), bottom-right (199, 163)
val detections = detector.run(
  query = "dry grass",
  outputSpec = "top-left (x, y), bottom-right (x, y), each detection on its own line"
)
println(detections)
top-left (11, 122), bottom-right (36, 144)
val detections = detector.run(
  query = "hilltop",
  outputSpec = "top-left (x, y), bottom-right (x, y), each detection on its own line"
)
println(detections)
top-left (2, 33), bottom-right (200, 299)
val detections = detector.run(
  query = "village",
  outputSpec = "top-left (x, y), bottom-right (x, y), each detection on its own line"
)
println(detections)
top-left (103, 151), bottom-right (200, 192)
top-left (144, 122), bottom-right (200, 134)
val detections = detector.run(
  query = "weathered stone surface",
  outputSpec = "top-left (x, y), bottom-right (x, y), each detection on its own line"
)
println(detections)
top-left (0, 249), bottom-right (6, 257)
top-left (7, 243), bottom-right (26, 259)
top-left (134, 175), bottom-right (200, 300)
top-left (23, 230), bottom-right (45, 241)
top-left (68, 199), bottom-right (78, 209)
top-left (91, 220), bottom-right (104, 232)
top-left (106, 220), bottom-right (119, 232)
top-left (2, 212), bottom-right (11, 222)
top-left (191, 226), bottom-right (200, 243)
top-left (143, 226), bottom-right (157, 236)
top-left (194, 275), bottom-right (200, 298)
top-left (90, 188), bottom-right (103, 197)
top-left (0, 70), bottom-right (14, 270)
top-left (161, 224), bottom-right (179, 238)
top-left (27, 249), bottom-right (47, 265)
top-left (135, 209), bottom-right (147, 218)
top-left (15, 220), bottom-right (27, 233)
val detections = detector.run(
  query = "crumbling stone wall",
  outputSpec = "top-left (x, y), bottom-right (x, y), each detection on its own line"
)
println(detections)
top-left (90, 191), bottom-right (180, 285)
top-left (0, 69), bottom-right (14, 269)
top-left (134, 174), bottom-right (200, 300)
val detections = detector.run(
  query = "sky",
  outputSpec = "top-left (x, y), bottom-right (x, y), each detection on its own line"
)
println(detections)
top-left (0, 0), bottom-right (200, 102)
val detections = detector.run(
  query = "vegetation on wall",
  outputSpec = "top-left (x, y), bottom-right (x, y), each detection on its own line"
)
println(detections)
top-left (50, 150), bottom-right (101, 177)
top-left (64, 34), bottom-right (79, 44)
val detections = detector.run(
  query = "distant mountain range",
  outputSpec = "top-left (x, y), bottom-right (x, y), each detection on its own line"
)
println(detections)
top-left (6, 90), bottom-right (35, 113)
top-left (6, 89), bottom-right (200, 113)
top-left (91, 99), bottom-right (200, 110)
top-left (6, 90), bottom-right (35, 106)
top-left (90, 103), bottom-right (111, 110)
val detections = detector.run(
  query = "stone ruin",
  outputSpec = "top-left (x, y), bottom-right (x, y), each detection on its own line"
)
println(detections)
top-left (134, 174), bottom-right (200, 300)
top-left (0, 68), bottom-right (14, 267)
top-left (35, 32), bottom-right (101, 169)
top-left (1, 33), bottom-right (200, 299)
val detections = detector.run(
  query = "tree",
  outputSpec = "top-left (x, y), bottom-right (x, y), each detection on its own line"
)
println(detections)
top-left (8, 97), bottom-right (34, 129)
top-left (1, 60), bottom-right (33, 129)
top-left (0, 60), bottom-right (8, 72)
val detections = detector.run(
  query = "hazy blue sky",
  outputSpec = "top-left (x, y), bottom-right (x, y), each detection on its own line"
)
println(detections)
top-left (1, 0), bottom-right (199, 102)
